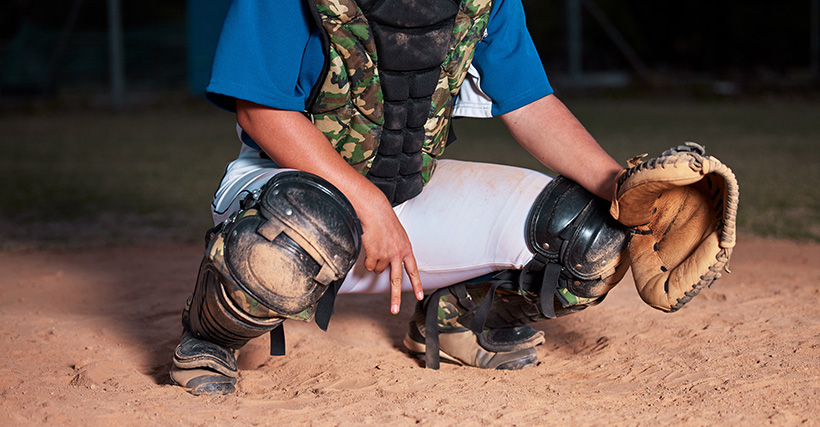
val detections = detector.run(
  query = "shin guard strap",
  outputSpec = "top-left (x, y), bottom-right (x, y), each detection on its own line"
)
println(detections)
top-left (424, 278), bottom-right (511, 369)
top-left (314, 277), bottom-right (345, 332)
top-left (466, 280), bottom-right (507, 337)
top-left (423, 287), bottom-right (451, 370)
top-left (269, 324), bottom-right (286, 356)
top-left (539, 263), bottom-right (562, 319)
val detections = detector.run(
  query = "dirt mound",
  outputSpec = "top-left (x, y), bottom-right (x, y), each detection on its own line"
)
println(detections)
top-left (1, 236), bottom-right (817, 425)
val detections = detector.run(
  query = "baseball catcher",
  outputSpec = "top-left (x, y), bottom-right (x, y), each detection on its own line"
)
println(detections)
top-left (170, 0), bottom-right (738, 395)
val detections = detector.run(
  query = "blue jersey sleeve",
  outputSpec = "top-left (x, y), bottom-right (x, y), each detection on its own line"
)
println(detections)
top-left (472, 0), bottom-right (553, 115)
top-left (205, 0), bottom-right (325, 112)
top-left (206, 0), bottom-right (549, 116)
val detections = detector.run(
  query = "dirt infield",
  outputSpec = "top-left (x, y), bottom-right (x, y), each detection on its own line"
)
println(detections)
top-left (1, 236), bottom-right (818, 426)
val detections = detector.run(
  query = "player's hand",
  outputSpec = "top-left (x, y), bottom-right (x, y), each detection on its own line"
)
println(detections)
top-left (233, 101), bottom-right (425, 313)
top-left (232, 102), bottom-right (423, 312)
top-left (355, 193), bottom-right (424, 314)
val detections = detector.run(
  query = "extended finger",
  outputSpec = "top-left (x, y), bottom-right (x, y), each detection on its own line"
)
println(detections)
top-left (389, 260), bottom-right (403, 314)
top-left (403, 254), bottom-right (424, 301)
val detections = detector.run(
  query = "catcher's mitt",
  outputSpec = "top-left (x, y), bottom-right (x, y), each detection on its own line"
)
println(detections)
top-left (610, 142), bottom-right (739, 312)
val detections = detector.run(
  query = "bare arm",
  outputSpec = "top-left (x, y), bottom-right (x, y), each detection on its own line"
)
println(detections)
top-left (235, 99), bottom-right (424, 314)
top-left (500, 94), bottom-right (622, 200)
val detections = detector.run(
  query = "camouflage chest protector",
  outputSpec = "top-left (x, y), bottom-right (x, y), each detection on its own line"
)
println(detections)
top-left (307, 0), bottom-right (493, 206)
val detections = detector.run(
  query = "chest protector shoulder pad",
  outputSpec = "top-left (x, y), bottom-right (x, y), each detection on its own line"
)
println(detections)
top-left (307, 0), bottom-right (493, 205)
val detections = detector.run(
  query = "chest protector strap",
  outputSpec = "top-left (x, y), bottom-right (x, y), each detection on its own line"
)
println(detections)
top-left (308, 0), bottom-right (493, 205)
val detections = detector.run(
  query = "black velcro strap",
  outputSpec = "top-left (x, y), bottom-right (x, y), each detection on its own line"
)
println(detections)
top-left (451, 283), bottom-right (476, 311)
top-left (539, 263), bottom-right (562, 319)
top-left (269, 276), bottom-right (345, 356)
top-left (517, 253), bottom-right (547, 297)
top-left (269, 324), bottom-right (286, 356)
top-left (314, 277), bottom-right (344, 331)
top-left (467, 281), bottom-right (507, 336)
top-left (424, 287), bottom-right (451, 370)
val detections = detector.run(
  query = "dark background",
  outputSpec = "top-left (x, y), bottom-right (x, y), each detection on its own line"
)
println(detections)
top-left (2, 0), bottom-right (819, 247)
top-left (527, 0), bottom-right (818, 79)
top-left (1, 0), bottom-right (818, 106)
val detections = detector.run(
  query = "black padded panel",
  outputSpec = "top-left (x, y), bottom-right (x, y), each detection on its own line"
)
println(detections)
top-left (406, 97), bottom-right (430, 128)
top-left (368, 155), bottom-right (401, 177)
top-left (399, 152), bottom-right (424, 175)
top-left (402, 129), bottom-right (425, 153)
top-left (380, 71), bottom-right (410, 101)
top-left (355, 0), bottom-right (379, 10)
top-left (394, 174), bottom-right (423, 202)
top-left (378, 129), bottom-right (404, 156)
top-left (370, 179), bottom-right (396, 202)
top-left (364, 0), bottom-right (459, 28)
top-left (358, 0), bottom-right (460, 206)
top-left (371, 21), bottom-right (454, 71)
top-left (410, 68), bottom-right (442, 98)
top-left (383, 101), bottom-right (408, 130)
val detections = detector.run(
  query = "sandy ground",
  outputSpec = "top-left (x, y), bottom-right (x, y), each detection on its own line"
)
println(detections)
top-left (0, 235), bottom-right (818, 426)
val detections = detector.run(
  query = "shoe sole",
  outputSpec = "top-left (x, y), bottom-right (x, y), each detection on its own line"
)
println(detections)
top-left (403, 333), bottom-right (538, 370)
top-left (170, 366), bottom-right (237, 396)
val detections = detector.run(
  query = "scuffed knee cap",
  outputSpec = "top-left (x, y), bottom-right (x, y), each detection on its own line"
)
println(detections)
top-left (219, 171), bottom-right (362, 319)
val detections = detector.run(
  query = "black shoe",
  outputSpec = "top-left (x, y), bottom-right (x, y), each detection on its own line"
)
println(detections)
top-left (170, 331), bottom-right (238, 396)
top-left (403, 304), bottom-right (543, 370)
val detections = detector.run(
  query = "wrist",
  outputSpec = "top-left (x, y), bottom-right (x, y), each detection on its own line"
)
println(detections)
top-left (595, 166), bottom-right (623, 201)
top-left (342, 175), bottom-right (392, 217)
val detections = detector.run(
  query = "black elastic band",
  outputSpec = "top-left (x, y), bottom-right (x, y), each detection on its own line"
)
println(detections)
top-left (452, 283), bottom-right (476, 311)
top-left (539, 263), bottom-right (562, 319)
top-left (467, 280), bottom-right (508, 336)
top-left (269, 324), bottom-right (286, 356)
top-left (424, 287), bottom-right (451, 370)
top-left (314, 277), bottom-right (344, 332)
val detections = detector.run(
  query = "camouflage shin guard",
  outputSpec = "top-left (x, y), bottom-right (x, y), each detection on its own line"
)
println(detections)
top-left (185, 256), bottom-right (285, 351)
top-left (417, 271), bottom-right (545, 370)
top-left (184, 171), bottom-right (361, 353)
top-left (417, 266), bottom-right (618, 369)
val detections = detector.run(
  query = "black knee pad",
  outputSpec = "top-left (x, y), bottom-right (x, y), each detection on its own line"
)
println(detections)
top-left (187, 171), bottom-right (362, 349)
top-left (222, 171), bottom-right (362, 317)
top-left (523, 175), bottom-right (631, 317)
top-left (419, 176), bottom-right (631, 366)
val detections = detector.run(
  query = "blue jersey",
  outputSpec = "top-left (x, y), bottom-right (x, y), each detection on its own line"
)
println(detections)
top-left (206, 0), bottom-right (552, 117)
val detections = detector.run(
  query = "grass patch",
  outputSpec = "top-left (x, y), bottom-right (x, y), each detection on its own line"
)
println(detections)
top-left (1, 96), bottom-right (818, 248)
top-left (0, 102), bottom-right (238, 248)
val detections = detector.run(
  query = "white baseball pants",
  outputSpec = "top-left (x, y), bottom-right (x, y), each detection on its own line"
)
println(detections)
top-left (211, 144), bottom-right (552, 294)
